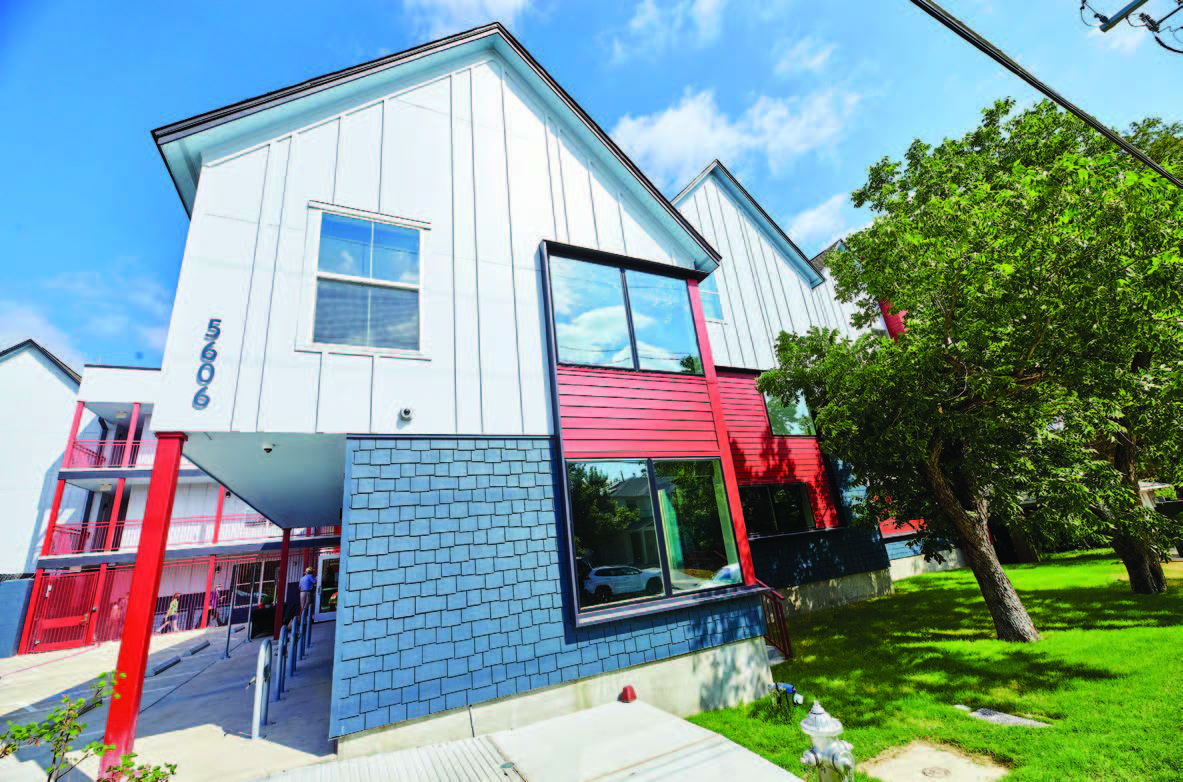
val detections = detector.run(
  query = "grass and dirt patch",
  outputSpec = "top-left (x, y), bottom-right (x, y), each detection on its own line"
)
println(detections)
top-left (691, 551), bottom-right (1183, 781)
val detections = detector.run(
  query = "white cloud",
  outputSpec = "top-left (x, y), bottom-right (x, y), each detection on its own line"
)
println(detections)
top-left (774, 36), bottom-right (835, 77)
top-left (612, 88), bottom-right (861, 191)
top-left (43, 256), bottom-right (175, 362)
top-left (611, 0), bottom-right (728, 62)
top-left (0, 301), bottom-right (85, 369)
top-left (403, 0), bottom-right (533, 39)
top-left (786, 192), bottom-right (871, 251)
top-left (1088, 23), bottom-right (1146, 55)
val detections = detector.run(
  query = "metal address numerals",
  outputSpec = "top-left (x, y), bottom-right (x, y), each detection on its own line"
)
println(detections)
top-left (193, 318), bottom-right (221, 410)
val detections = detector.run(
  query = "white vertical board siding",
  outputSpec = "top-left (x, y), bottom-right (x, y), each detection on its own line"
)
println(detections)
top-left (373, 78), bottom-right (456, 434)
top-left (683, 191), bottom-right (735, 366)
top-left (503, 74), bottom-right (556, 434)
top-left (335, 104), bottom-right (383, 213)
top-left (318, 353), bottom-right (373, 432)
top-left (674, 172), bottom-right (864, 371)
top-left (589, 166), bottom-right (626, 255)
top-left (156, 147), bottom-right (269, 432)
top-left (472, 62), bottom-right (523, 434)
top-left (258, 119), bottom-right (340, 433)
top-left (233, 138), bottom-right (290, 432)
top-left (153, 54), bottom-right (696, 437)
top-left (451, 69), bottom-right (483, 433)
top-left (556, 132), bottom-right (598, 249)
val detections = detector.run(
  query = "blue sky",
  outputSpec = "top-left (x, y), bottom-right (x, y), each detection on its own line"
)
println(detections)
top-left (1, 0), bottom-right (1178, 369)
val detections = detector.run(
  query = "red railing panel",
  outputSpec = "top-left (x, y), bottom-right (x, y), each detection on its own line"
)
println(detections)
top-left (755, 579), bottom-right (793, 660)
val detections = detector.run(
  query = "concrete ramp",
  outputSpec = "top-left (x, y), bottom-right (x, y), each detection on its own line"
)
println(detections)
top-left (258, 702), bottom-right (799, 782)
top-left (264, 736), bottom-right (521, 781)
top-left (489, 701), bottom-right (798, 782)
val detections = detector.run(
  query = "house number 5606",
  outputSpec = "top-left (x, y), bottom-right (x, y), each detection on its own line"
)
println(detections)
top-left (192, 318), bottom-right (221, 410)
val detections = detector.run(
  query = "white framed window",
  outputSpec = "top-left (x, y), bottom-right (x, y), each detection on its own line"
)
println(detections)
top-left (304, 205), bottom-right (429, 355)
top-left (699, 273), bottom-right (724, 321)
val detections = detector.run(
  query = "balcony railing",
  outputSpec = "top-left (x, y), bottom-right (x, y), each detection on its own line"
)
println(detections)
top-left (64, 439), bottom-right (155, 469)
top-left (46, 514), bottom-right (341, 556)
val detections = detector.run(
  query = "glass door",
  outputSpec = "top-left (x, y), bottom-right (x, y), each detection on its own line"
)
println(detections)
top-left (315, 553), bottom-right (339, 622)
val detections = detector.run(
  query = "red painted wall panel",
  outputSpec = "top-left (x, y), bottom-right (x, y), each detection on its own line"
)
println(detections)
top-left (556, 366), bottom-right (720, 458)
top-left (716, 370), bottom-right (841, 529)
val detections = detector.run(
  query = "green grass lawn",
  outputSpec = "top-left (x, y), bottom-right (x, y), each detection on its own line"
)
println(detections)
top-left (690, 551), bottom-right (1183, 781)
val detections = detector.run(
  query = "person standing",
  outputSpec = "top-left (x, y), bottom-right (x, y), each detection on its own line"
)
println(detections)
top-left (299, 567), bottom-right (317, 616)
top-left (207, 582), bottom-right (225, 627)
top-left (157, 593), bottom-right (181, 634)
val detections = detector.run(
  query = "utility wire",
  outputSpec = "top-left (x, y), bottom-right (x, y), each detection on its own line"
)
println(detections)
top-left (909, 0), bottom-right (1183, 189)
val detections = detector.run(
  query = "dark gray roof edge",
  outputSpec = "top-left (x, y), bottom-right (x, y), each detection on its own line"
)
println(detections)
top-left (809, 239), bottom-right (847, 274)
top-left (673, 159), bottom-right (821, 283)
top-left (0, 339), bottom-right (81, 385)
top-left (151, 22), bottom-right (720, 263)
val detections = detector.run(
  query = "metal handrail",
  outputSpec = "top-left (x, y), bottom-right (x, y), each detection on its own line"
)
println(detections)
top-left (754, 578), bottom-right (794, 660)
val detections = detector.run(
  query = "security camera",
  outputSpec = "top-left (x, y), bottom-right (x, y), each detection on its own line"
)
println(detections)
top-left (398, 407), bottom-right (414, 422)
top-left (262, 443), bottom-right (275, 454)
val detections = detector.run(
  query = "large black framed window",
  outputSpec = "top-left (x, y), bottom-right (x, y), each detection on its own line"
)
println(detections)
top-left (565, 458), bottom-right (742, 615)
top-left (738, 483), bottom-right (816, 538)
top-left (550, 255), bottom-right (703, 375)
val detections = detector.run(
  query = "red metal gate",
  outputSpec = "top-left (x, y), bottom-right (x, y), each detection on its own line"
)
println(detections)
top-left (22, 570), bottom-right (102, 653)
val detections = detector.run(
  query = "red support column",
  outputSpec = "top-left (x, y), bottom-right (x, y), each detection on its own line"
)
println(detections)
top-left (102, 478), bottom-right (126, 552)
top-left (688, 279), bottom-right (756, 585)
top-left (64, 401), bottom-right (85, 469)
top-left (17, 570), bottom-right (46, 655)
top-left (101, 432), bottom-right (187, 771)
top-left (85, 564), bottom-right (109, 647)
top-left (211, 489), bottom-right (225, 544)
top-left (40, 480), bottom-right (67, 557)
top-left (199, 555), bottom-right (216, 630)
top-left (273, 529), bottom-right (291, 639)
top-left (122, 403), bottom-right (141, 468)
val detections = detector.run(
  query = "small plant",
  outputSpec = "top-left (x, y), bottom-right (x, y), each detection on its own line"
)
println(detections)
top-left (0, 671), bottom-right (177, 781)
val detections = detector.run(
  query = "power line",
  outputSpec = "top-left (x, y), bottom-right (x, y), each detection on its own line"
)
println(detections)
top-left (909, 0), bottom-right (1183, 189)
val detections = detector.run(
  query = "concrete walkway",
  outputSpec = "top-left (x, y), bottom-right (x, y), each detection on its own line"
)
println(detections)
top-left (0, 621), bottom-right (336, 781)
top-left (258, 702), bottom-right (801, 782)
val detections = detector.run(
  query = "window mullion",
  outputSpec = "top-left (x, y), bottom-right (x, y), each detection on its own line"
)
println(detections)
top-left (646, 458), bottom-right (675, 599)
top-left (620, 268), bottom-right (641, 370)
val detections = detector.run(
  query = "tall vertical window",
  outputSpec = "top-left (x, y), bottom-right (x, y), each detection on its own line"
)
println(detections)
top-left (765, 392), bottom-right (816, 436)
top-left (549, 255), bottom-right (703, 375)
top-left (699, 274), bottom-right (724, 321)
top-left (550, 257), bottom-right (633, 368)
top-left (313, 213), bottom-right (421, 351)
top-left (566, 457), bottom-right (742, 614)
top-left (626, 270), bottom-right (703, 373)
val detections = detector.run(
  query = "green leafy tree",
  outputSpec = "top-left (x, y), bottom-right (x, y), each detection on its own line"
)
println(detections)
top-left (762, 99), bottom-right (1183, 639)
top-left (0, 671), bottom-right (177, 781)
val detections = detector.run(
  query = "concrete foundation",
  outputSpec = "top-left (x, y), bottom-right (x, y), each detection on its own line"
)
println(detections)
top-left (337, 635), bottom-right (772, 759)
top-left (779, 568), bottom-right (893, 615)
top-left (889, 548), bottom-right (967, 581)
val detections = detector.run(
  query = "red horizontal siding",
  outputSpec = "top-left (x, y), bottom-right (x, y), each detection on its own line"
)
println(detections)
top-left (716, 370), bottom-right (840, 528)
top-left (557, 366), bottom-right (720, 459)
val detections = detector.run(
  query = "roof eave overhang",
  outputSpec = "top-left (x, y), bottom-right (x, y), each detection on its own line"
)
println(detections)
top-left (152, 23), bottom-right (720, 271)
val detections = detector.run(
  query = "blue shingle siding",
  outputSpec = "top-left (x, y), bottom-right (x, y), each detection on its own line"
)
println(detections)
top-left (749, 526), bottom-right (891, 589)
top-left (884, 534), bottom-right (923, 561)
top-left (330, 436), bottom-right (764, 738)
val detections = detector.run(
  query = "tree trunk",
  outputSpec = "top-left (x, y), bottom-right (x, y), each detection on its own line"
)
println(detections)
top-left (923, 441), bottom-right (1042, 642)
top-left (1111, 529), bottom-right (1167, 594)
top-left (1109, 354), bottom-right (1167, 595)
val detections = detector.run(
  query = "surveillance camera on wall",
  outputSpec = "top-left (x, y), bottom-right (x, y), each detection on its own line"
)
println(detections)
top-left (262, 443), bottom-right (275, 454)
top-left (399, 407), bottom-right (414, 422)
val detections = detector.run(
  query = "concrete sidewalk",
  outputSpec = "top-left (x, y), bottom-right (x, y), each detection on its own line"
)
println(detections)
top-left (258, 702), bottom-right (802, 782)
top-left (0, 621), bottom-right (336, 781)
